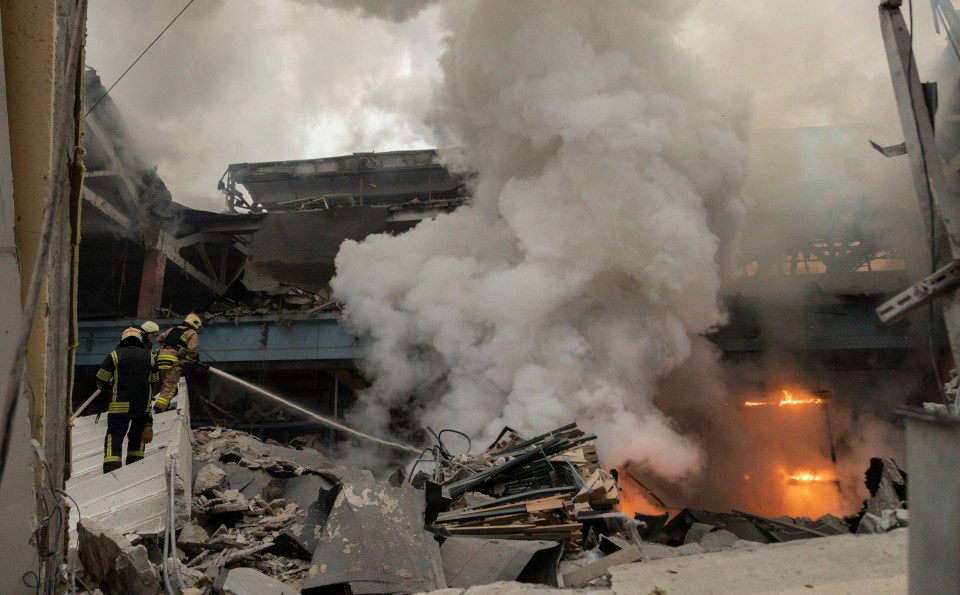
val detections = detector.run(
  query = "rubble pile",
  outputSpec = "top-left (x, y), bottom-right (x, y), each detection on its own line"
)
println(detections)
top-left (71, 422), bottom-right (911, 594)
top-left (175, 288), bottom-right (342, 324)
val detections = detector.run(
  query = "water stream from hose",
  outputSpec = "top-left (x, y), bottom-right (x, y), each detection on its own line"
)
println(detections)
top-left (208, 366), bottom-right (421, 454)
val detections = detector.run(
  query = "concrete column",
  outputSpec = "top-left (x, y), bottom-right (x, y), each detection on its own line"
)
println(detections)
top-left (137, 249), bottom-right (167, 318)
top-left (0, 9), bottom-right (39, 594)
top-left (1, 0), bottom-right (85, 591)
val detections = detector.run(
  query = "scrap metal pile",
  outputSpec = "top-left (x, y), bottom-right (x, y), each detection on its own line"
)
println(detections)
top-left (419, 422), bottom-right (621, 554)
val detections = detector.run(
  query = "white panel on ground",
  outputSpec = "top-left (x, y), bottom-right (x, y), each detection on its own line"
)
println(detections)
top-left (67, 379), bottom-right (193, 545)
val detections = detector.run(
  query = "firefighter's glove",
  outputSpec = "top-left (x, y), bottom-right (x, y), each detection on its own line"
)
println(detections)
top-left (153, 405), bottom-right (164, 415)
top-left (96, 380), bottom-right (109, 393)
top-left (142, 424), bottom-right (154, 444)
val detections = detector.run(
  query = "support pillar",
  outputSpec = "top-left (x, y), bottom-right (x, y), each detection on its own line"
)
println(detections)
top-left (137, 248), bottom-right (166, 318)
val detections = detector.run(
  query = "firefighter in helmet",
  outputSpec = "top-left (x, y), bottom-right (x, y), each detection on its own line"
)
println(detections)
top-left (94, 327), bottom-right (159, 473)
top-left (154, 313), bottom-right (203, 412)
top-left (139, 320), bottom-right (160, 349)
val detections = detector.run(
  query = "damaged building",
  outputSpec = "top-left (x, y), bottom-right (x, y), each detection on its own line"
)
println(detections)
top-left (5, 0), bottom-right (960, 593)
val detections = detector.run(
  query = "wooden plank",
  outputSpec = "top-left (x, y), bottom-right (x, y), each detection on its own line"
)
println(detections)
top-left (440, 495), bottom-right (569, 518)
top-left (446, 524), bottom-right (535, 534)
top-left (523, 523), bottom-right (581, 534)
top-left (453, 513), bottom-right (530, 527)
top-left (561, 545), bottom-right (643, 587)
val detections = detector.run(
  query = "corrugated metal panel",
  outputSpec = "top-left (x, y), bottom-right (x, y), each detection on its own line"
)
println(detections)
top-left (67, 380), bottom-right (192, 544)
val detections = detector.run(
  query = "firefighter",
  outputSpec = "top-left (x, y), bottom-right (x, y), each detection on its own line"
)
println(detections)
top-left (139, 320), bottom-right (160, 349)
top-left (95, 327), bottom-right (159, 474)
top-left (154, 313), bottom-right (202, 412)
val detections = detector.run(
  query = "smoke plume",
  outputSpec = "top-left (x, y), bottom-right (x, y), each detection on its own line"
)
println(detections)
top-left (331, 0), bottom-right (750, 480)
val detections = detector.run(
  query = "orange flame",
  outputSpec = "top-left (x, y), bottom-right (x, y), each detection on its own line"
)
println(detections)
top-left (744, 389), bottom-right (824, 407)
top-left (786, 471), bottom-right (822, 484)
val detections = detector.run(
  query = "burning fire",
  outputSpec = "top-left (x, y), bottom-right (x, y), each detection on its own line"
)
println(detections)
top-left (744, 389), bottom-right (825, 407)
top-left (786, 471), bottom-right (823, 485)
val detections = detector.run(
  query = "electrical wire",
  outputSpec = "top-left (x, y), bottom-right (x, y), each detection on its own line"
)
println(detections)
top-left (85, 0), bottom-right (196, 117)
top-left (54, 489), bottom-right (82, 595)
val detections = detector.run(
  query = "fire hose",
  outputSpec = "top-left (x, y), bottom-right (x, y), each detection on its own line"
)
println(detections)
top-left (71, 389), bottom-right (101, 421)
top-left (206, 365), bottom-right (421, 454)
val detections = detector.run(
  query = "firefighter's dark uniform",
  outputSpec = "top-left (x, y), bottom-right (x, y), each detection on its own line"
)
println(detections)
top-left (154, 325), bottom-right (199, 412)
top-left (95, 335), bottom-right (159, 473)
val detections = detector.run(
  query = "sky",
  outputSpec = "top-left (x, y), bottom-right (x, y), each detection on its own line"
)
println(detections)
top-left (85, 0), bottom-right (949, 212)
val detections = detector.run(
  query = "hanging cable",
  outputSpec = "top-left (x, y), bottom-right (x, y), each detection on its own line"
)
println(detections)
top-left (85, 0), bottom-right (196, 117)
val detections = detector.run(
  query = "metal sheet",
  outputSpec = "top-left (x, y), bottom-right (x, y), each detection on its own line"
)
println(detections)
top-left (440, 537), bottom-right (563, 588)
top-left (302, 472), bottom-right (445, 594)
top-left (67, 380), bottom-right (192, 545)
top-left (244, 208), bottom-right (389, 293)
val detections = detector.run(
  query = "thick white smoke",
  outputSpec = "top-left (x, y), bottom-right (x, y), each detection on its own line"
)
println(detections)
top-left (331, 0), bottom-right (750, 480)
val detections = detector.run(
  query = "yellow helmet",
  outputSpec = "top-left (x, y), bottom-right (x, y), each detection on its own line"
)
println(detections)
top-left (184, 313), bottom-right (202, 331)
top-left (140, 320), bottom-right (160, 335)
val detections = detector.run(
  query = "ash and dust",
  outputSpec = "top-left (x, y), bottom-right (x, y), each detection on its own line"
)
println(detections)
top-left (327, 0), bottom-right (933, 518)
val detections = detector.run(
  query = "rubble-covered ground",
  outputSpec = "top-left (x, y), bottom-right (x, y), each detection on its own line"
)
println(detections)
top-left (71, 424), bottom-right (909, 595)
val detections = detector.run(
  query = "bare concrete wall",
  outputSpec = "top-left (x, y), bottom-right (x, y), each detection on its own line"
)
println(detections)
top-left (0, 0), bottom-right (85, 591)
top-left (0, 10), bottom-right (39, 594)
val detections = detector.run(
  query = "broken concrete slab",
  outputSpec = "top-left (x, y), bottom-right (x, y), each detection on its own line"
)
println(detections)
top-left (699, 529), bottom-right (739, 551)
top-left (194, 463), bottom-right (227, 495)
top-left (864, 457), bottom-right (907, 517)
top-left (561, 545), bottom-right (642, 587)
top-left (441, 537), bottom-right (563, 588)
top-left (640, 542), bottom-right (704, 561)
top-left (223, 566), bottom-right (299, 595)
top-left (78, 518), bottom-right (159, 595)
top-left (857, 510), bottom-right (901, 534)
top-left (683, 522), bottom-right (716, 545)
top-left (178, 521), bottom-right (210, 550)
top-left (275, 474), bottom-right (340, 559)
top-left (301, 473), bottom-right (445, 594)
top-left (608, 530), bottom-right (907, 595)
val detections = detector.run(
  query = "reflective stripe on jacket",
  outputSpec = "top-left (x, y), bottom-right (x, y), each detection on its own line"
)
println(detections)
top-left (94, 337), bottom-right (159, 416)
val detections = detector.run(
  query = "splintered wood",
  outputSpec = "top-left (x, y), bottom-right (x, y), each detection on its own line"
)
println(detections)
top-left (429, 423), bottom-right (620, 554)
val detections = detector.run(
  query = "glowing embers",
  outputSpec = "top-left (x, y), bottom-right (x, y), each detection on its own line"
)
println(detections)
top-left (744, 389), bottom-right (825, 408)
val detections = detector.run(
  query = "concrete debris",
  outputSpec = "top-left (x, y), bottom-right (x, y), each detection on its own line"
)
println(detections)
top-left (96, 421), bottom-right (901, 595)
top-left (848, 457), bottom-right (908, 534)
top-left (193, 427), bottom-right (337, 476)
top-left (561, 545), bottom-right (643, 587)
top-left (863, 457), bottom-right (907, 516)
top-left (275, 474), bottom-right (340, 559)
top-left (77, 518), bottom-right (159, 595)
top-left (682, 522), bottom-right (715, 545)
top-left (640, 542), bottom-right (705, 561)
top-left (697, 529), bottom-right (739, 551)
top-left (223, 566), bottom-right (301, 594)
top-left (857, 509), bottom-right (906, 534)
top-left (194, 463), bottom-right (228, 495)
